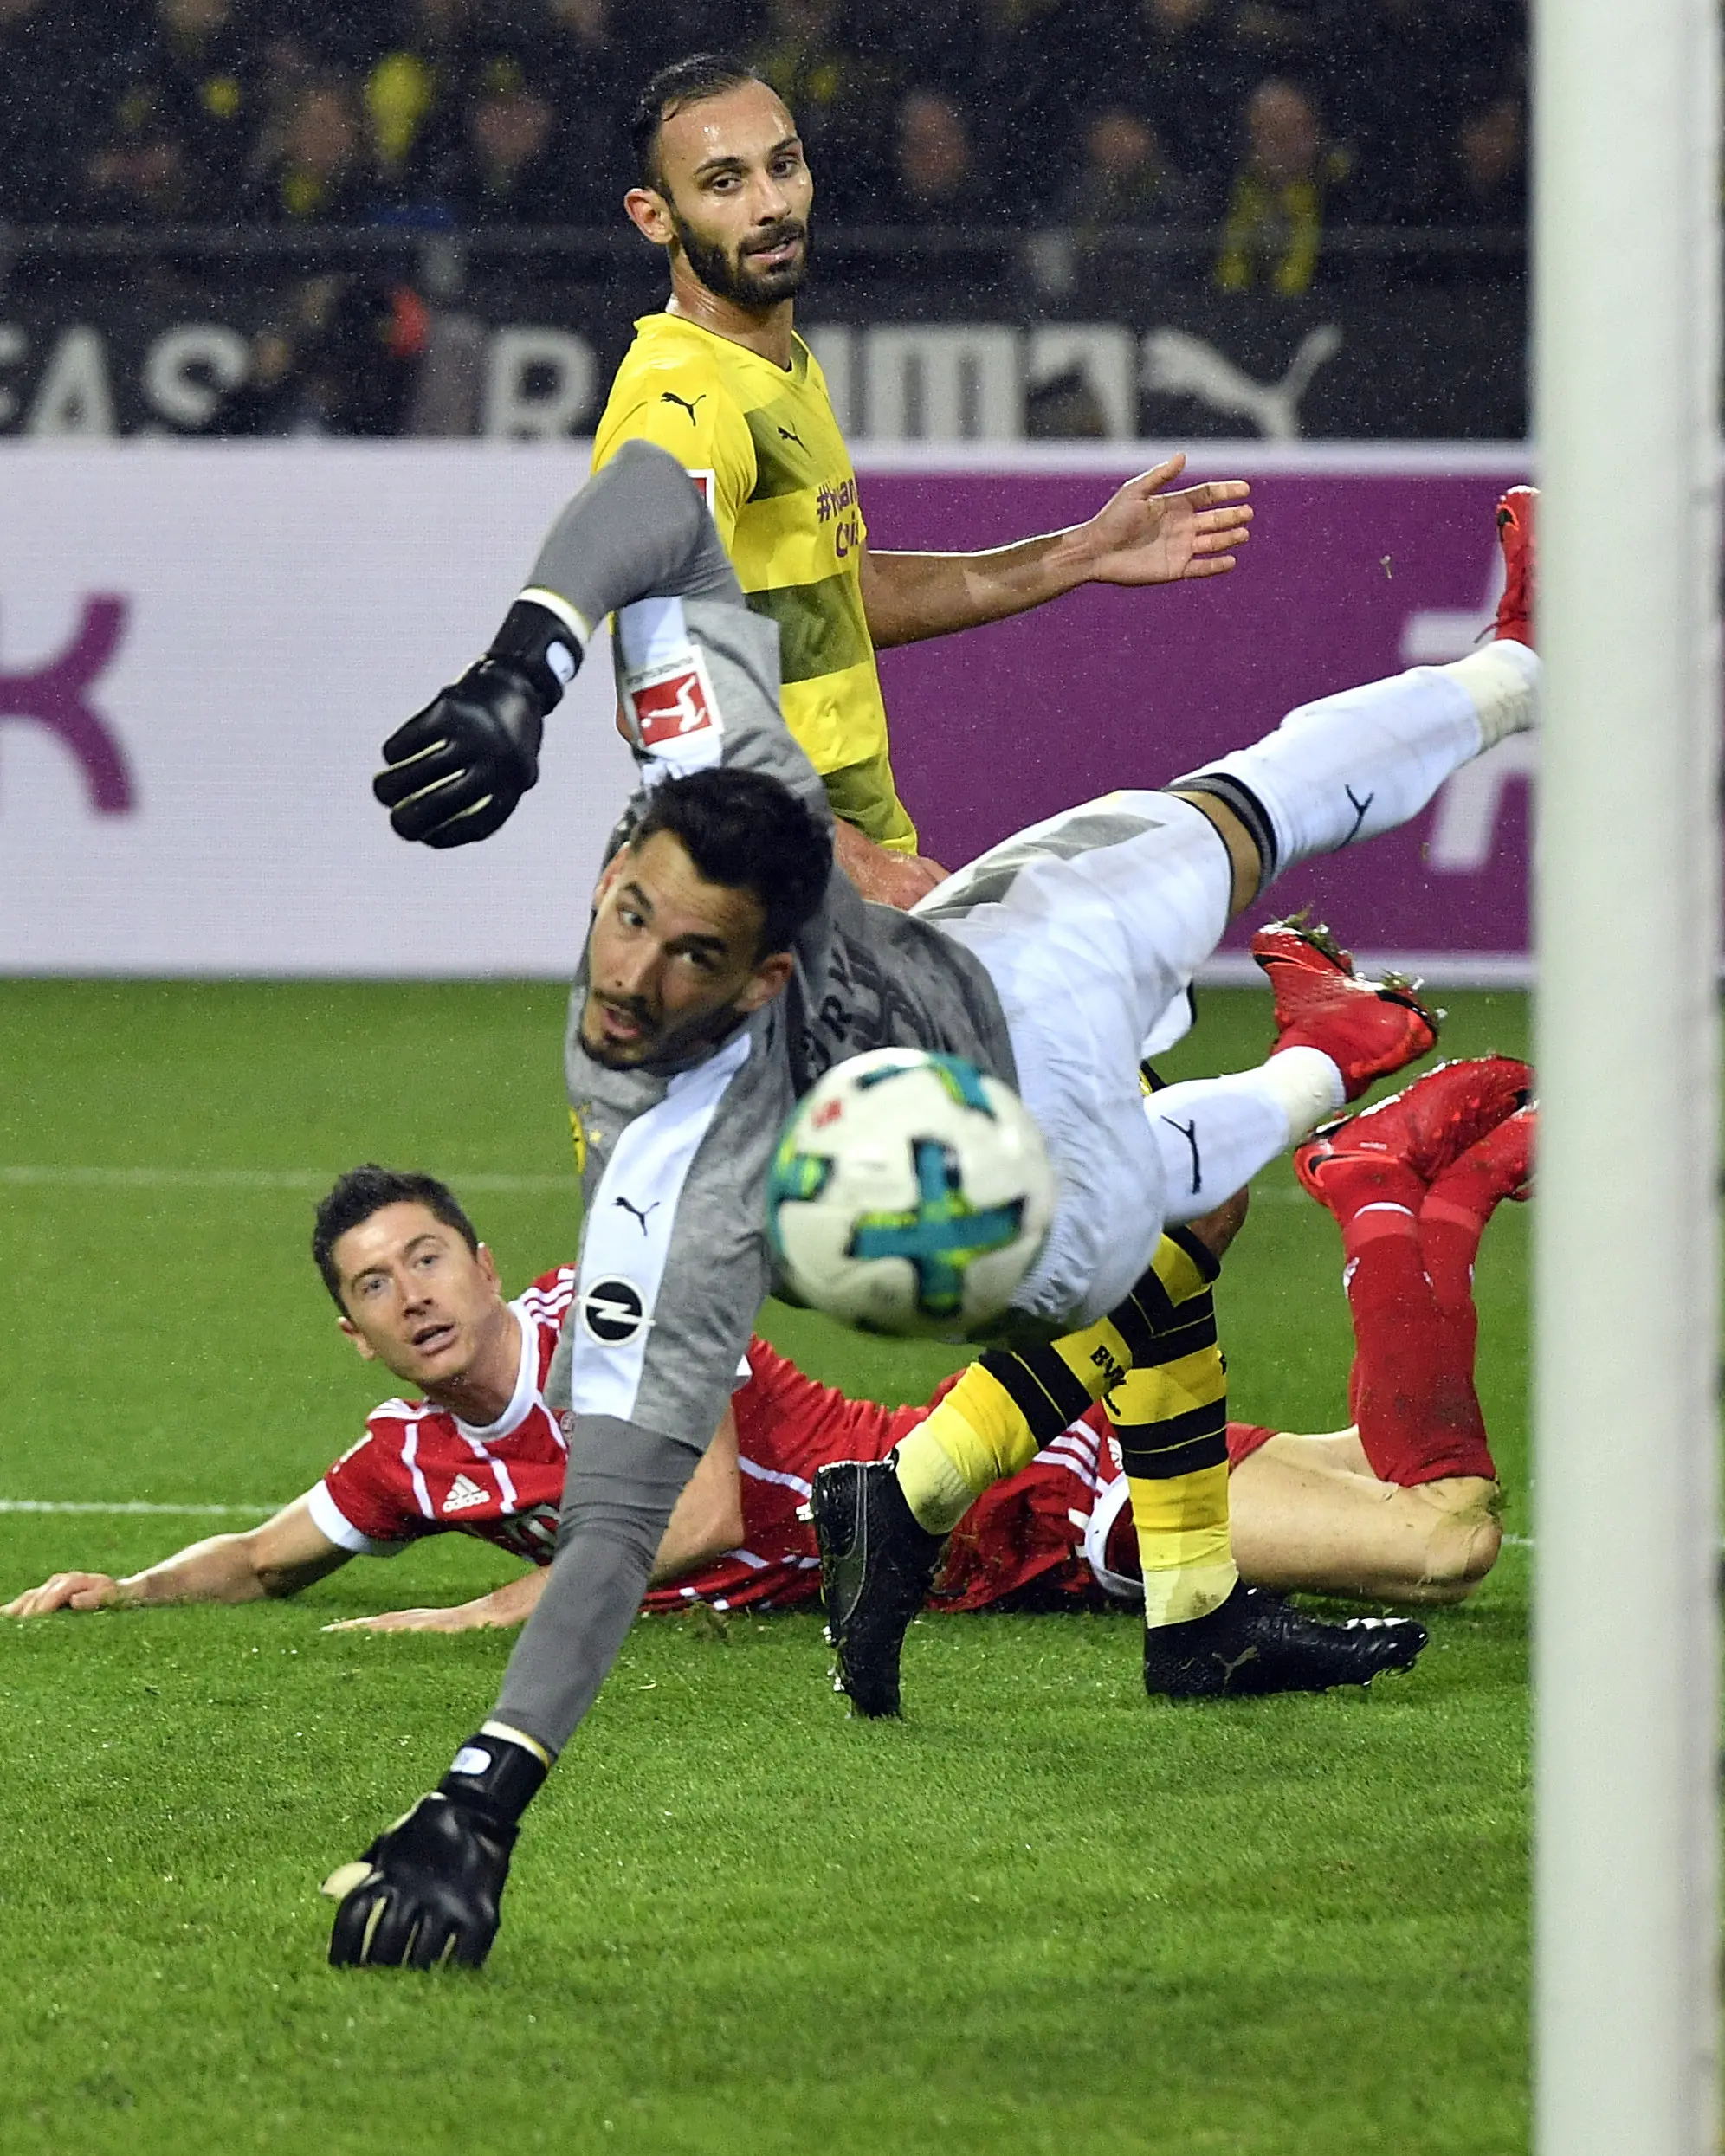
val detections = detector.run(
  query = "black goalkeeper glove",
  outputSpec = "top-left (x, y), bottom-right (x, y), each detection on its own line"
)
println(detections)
top-left (324, 1729), bottom-right (546, 1969)
top-left (372, 597), bottom-right (585, 849)
top-left (323, 1791), bottom-right (514, 1969)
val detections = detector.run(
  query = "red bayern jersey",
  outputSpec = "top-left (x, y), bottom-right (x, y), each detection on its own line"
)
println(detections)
top-left (924, 1412), bottom-right (1276, 1611)
top-left (308, 1268), bottom-right (577, 1566)
top-left (932, 1404), bottom-right (1135, 1613)
top-left (309, 1281), bottom-right (1273, 1614)
top-left (649, 1359), bottom-right (1276, 1615)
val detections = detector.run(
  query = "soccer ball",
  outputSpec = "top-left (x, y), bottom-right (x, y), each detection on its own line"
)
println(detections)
top-left (766, 1049), bottom-right (1056, 1338)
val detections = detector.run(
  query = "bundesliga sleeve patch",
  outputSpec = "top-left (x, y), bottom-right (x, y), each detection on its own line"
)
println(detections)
top-left (626, 655), bottom-right (722, 753)
top-left (615, 597), bottom-right (725, 777)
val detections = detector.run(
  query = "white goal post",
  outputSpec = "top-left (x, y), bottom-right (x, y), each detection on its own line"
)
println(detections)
top-left (1533, 2), bottom-right (1721, 2151)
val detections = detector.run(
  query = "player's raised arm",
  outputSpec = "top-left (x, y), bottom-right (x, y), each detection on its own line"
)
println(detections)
top-left (3, 1494), bottom-right (350, 1617)
top-left (374, 441), bottom-right (779, 850)
top-left (858, 454), bottom-right (1253, 650)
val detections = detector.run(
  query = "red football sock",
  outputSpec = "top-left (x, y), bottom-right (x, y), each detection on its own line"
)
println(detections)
top-left (1339, 1200), bottom-right (1497, 1488)
top-left (1416, 1111), bottom-right (1533, 1395)
top-left (1315, 1152), bottom-right (1423, 1236)
top-left (1419, 1158), bottom-right (1502, 1318)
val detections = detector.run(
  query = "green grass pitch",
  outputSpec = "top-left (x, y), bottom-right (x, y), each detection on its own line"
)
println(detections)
top-left (1, 981), bottom-right (1531, 2156)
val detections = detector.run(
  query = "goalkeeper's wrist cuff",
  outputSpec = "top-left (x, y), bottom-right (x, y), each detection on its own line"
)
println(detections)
top-left (486, 591), bottom-right (589, 713)
top-left (438, 1723), bottom-right (551, 1829)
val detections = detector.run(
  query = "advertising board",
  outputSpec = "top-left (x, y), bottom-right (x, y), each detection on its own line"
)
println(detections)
top-left (0, 442), bottom-right (1530, 979)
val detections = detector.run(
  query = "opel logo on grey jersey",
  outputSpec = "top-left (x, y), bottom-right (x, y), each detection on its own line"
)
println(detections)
top-left (580, 1275), bottom-right (648, 1346)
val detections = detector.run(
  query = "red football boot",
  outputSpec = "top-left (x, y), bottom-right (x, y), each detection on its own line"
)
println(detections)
top-left (1254, 915), bottom-right (1440, 1103)
top-left (1494, 486), bottom-right (1537, 649)
top-left (1295, 1055), bottom-right (1531, 1195)
top-left (1250, 911), bottom-right (1355, 982)
top-left (1429, 1101), bottom-right (1537, 1210)
top-left (1295, 1124), bottom-right (1425, 1219)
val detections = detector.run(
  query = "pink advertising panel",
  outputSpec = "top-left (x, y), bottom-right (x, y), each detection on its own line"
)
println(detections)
top-left (862, 446), bottom-right (1532, 980)
top-left (1, 442), bottom-right (1533, 978)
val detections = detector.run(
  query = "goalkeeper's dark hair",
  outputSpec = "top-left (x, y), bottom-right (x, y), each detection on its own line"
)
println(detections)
top-left (313, 1165), bottom-right (481, 1308)
top-left (629, 54), bottom-right (769, 190)
top-left (630, 767), bottom-right (832, 957)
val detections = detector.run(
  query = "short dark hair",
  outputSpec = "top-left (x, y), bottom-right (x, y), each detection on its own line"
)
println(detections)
top-left (630, 767), bottom-right (831, 956)
top-left (629, 53), bottom-right (768, 191)
top-left (313, 1165), bottom-right (480, 1309)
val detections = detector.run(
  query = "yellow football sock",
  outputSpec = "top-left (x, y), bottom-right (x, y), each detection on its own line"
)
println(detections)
top-left (1123, 1461), bottom-right (1236, 1626)
top-left (1107, 1231), bottom-right (1239, 1628)
top-left (893, 1248), bottom-right (1218, 1535)
top-left (893, 1364), bottom-right (1041, 1533)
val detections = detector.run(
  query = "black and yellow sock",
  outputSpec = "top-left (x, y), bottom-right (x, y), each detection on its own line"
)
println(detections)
top-left (1106, 1227), bottom-right (1237, 1628)
top-left (893, 1268), bottom-right (1188, 1534)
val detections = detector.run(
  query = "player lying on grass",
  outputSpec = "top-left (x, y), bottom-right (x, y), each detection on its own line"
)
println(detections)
top-left (2, 1167), bottom-right (741, 1625)
top-left (325, 447), bottom-right (1536, 1966)
top-left (0, 1171), bottom-right (1341, 1628)
top-left (338, 1062), bottom-right (1531, 1636)
top-left (5, 1084), bottom-right (1529, 1630)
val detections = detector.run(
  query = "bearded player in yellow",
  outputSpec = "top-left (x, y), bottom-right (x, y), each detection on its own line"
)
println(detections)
top-left (593, 54), bottom-right (1255, 909)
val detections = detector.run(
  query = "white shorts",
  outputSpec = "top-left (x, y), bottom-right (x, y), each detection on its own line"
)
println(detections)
top-left (918, 791), bottom-right (1234, 1324)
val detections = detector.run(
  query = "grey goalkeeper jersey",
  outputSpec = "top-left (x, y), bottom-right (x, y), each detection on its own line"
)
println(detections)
top-left (554, 584), bottom-right (1014, 1463)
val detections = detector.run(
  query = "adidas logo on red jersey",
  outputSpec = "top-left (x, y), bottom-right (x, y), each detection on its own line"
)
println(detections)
top-left (442, 1473), bottom-right (489, 1515)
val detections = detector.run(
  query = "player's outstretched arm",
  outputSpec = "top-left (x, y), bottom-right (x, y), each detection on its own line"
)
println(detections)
top-left (325, 1730), bottom-right (545, 1969)
top-left (323, 1565), bottom-right (547, 1636)
top-left (374, 441), bottom-right (746, 849)
top-left (649, 1408), bottom-right (745, 1585)
top-left (3, 1495), bottom-right (351, 1617)
top-left (858, 453), bottom-right (1252, 650)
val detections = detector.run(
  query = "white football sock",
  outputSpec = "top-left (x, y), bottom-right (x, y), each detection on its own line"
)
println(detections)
top-left (1254, 1043), bottom-right (1349, 1137)
top-left (1176, 643), bottom-right (1540, 878)
top-left (1147, 1049), bottom-right (1344, 1222)
top-left (1442, 638), bottom-right (1541, 750)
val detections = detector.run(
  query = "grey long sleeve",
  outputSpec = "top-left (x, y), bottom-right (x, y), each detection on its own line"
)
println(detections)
top-left (526, 439), bottom-right (744, 629)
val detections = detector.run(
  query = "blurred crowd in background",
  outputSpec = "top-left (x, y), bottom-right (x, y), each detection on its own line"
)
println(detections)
top-left (1, 0), bottom-right (1527, 253)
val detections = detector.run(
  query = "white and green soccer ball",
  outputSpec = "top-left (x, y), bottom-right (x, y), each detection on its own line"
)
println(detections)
top-left (766, 1049), bottom-right (1056, 1338)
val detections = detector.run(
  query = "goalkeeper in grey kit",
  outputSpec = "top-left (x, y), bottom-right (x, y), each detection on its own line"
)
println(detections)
top-left (324, 441), bottom-right (1537, 1968)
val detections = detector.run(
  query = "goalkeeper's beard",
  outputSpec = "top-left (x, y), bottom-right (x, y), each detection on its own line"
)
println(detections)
top-left (579, 985), bottom-right (751, 1071)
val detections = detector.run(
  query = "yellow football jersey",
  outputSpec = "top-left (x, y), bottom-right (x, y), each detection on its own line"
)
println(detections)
top-left (591, 312), bottom-right (916, 851)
